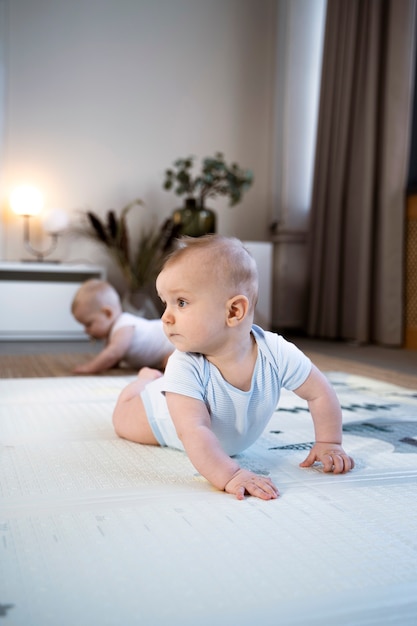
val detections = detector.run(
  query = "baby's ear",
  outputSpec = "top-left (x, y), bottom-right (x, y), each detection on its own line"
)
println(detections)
top-left (226, 295), bottom-right (249, 326)
top-left (101, 305), bottom-right (115, 319)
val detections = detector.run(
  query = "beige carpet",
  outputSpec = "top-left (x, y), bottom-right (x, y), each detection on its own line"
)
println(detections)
top-left (1, 349), bottom-right (416, 389)
top-left (1, 373), bottom-right (416, 625)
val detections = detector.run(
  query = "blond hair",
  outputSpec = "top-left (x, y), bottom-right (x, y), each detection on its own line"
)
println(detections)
top-left (162, 235), bottom-right (259, 312)
top-left (71, 279), bottom-right (121, 314)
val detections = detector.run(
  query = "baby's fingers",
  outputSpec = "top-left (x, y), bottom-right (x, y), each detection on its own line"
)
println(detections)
top-left (245, 479), bottom-right (279, 501)
top-left (300, 444), bottom-right (355, 474)
top-left (329, 453), bottom-right (355, 474)
top-left (224, 471), bottom-right (279, 501)
top-left (299, 449), bottom-right (317, 468)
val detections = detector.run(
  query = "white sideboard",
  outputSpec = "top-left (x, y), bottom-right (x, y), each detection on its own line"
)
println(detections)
top-left (0, 262), bottom-right (106, 340)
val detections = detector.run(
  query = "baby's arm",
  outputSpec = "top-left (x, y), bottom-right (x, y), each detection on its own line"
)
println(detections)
top-left (293, 365), bottom-right (355, 473)
top-left (73, 326), bottom-right (135, 374)
top-left (166, 392), bottom-right (279, 501)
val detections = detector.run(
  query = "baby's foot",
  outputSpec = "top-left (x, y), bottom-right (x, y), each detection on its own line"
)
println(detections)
top-left (137, 367), bottom-right (163, 382)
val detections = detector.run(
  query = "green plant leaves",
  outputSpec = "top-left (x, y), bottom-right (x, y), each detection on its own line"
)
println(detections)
top-left (163, 152), bottom-right (253, 207)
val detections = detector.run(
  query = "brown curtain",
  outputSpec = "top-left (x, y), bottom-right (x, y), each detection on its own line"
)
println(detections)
top-left (307, 0), bottom-right (416, 346)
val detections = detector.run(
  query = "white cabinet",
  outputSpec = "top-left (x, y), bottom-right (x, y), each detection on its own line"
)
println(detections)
top-left (0, 262), bottom-right (105, 340)
top-left (243, 241), bottom-right (273, 329)
top-left (271, 231), bottom-right (308, 329)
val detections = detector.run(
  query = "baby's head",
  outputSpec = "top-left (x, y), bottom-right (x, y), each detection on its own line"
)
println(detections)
top-left (160, 235), bottom-right (259, 316)
top-left (71, 279), bottom-right (122, 339)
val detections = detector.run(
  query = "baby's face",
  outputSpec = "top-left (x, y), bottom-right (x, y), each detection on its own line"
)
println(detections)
top-left (73, 303), bottom-right (113, 339)
top-left (156, 258), bottom-right (231, 354)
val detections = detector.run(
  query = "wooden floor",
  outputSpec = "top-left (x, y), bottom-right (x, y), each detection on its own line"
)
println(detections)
top-left (1, 335), bottom-right (416, 388)
top-left (288, 334), bottom-right (417, 390)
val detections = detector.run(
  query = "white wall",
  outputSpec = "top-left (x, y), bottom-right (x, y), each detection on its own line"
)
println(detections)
top-left (0, 0), bottom-right (327, 330)
top-left (0, 0), bottom-right (277, 268)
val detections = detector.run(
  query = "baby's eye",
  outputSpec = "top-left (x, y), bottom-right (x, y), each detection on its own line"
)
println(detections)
top-left (178, 299), bottom-right (187, 308)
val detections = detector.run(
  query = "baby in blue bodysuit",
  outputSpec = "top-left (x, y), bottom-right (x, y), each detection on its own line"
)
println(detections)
top-left (113, 234), bottom-right (355, 500)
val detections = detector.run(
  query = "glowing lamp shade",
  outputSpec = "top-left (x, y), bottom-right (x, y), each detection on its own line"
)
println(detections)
top-left (10, 185), bottom-right (44, 217)
top-left (9, 184), bottom-right (64, 262)
top-left (42, 208), bottom-right (69, 233)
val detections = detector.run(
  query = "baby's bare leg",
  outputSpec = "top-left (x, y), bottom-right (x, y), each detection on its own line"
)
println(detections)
top-left (112, 367), bottom-right (162, 445)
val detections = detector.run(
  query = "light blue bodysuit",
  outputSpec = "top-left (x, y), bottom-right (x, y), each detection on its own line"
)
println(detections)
top-left (141, 325), bottom-right (312, 456)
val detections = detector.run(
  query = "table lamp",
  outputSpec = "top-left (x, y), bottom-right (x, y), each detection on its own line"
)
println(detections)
top-left (9, 184), bottom-right (68, 262)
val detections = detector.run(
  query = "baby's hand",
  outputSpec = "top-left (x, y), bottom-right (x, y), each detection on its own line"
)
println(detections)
top-left (300, 443), bottom-right (354, 474)
top-left (73, 363), bottom-right (93, 375)
top-left (224, 469), bottom-right (279, 501)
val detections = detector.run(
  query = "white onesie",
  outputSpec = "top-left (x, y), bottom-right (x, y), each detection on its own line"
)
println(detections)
top-left (111, 312), bottom-right (173, 369)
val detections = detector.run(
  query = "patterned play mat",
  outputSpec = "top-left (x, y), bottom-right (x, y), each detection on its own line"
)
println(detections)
top-left (0, 372), bottom-right (416, 625)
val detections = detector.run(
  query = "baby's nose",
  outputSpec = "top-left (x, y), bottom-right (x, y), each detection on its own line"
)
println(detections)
top-left (161, 309), bottom-right (173, 324)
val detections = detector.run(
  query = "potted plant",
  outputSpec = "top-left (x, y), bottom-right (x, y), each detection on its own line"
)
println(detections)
top-left (163, 152), bottom-right (254, 236)
top-left (74, 199), bottom-right (180, 317)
